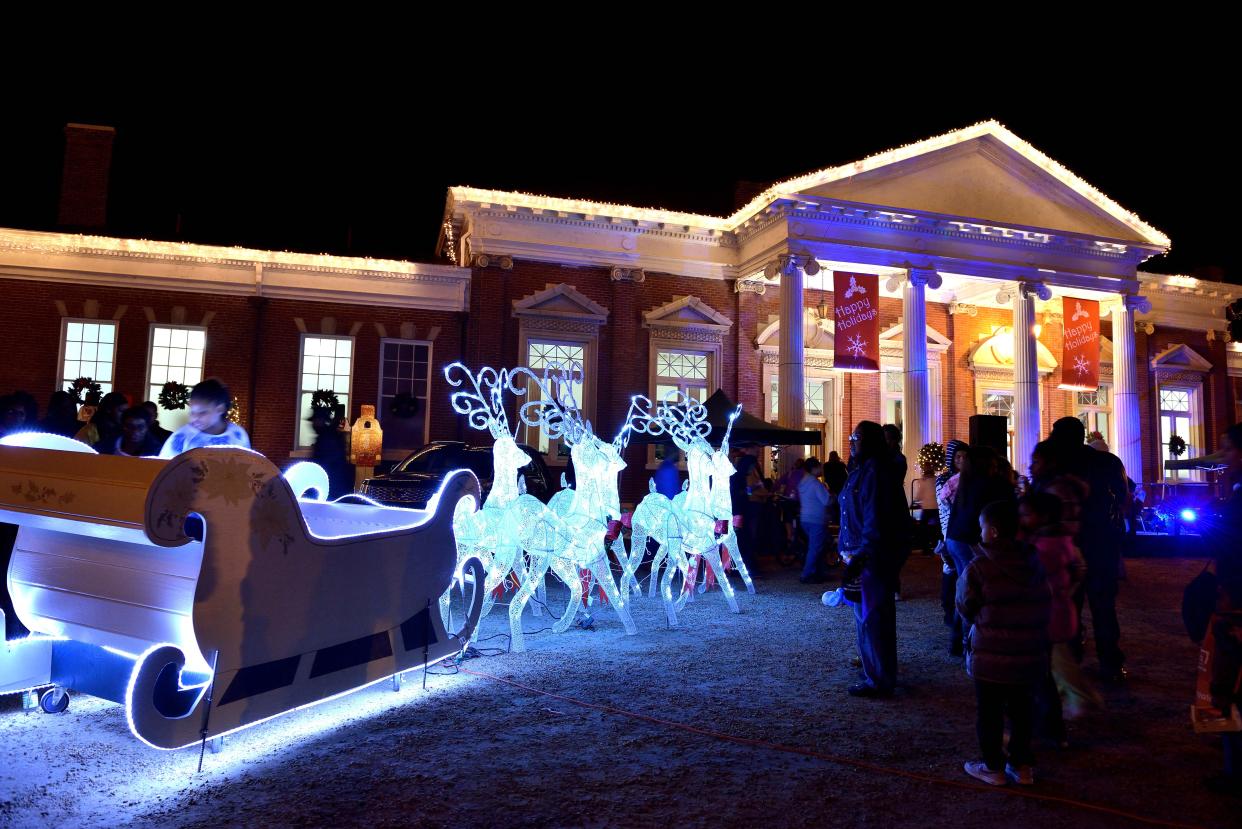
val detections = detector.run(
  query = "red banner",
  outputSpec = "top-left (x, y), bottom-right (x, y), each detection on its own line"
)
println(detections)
top-left (832, 272), bottom-right (880, 372)
top-left (1059, 297), bottom-right (1100, 391)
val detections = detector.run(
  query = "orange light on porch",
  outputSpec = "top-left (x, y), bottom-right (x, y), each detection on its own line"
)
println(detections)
top-left (349, 405), bottom-right (383, 468)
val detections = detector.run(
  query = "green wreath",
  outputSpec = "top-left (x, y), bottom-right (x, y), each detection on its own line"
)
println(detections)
top-left (158, 381), bottom-right (191, 411)
top-left (1168, 435), bottom-right (1187, 458)
top-left (311, 389), bottom-right (341, 412)
top-left (67, 377), bottom-right (102, 406)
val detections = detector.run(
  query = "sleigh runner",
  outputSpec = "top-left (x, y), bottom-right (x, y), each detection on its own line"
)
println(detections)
top-left (0, 440), bottom-right (484, 749)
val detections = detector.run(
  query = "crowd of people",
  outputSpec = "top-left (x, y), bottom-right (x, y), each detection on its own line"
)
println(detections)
top-left (0, 379), bottom-right (251, 458)
top-left (719, 416), bottom-right (1242, 794)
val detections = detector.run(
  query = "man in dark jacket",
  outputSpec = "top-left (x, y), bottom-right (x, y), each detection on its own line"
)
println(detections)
top-left (883, 423), bottom-right (907, 482)
top-left (824, 451), bottom-right (848, 494)
top-left (1048, 417), bottom-right (1129, 680)
top-left (141, 401), bottom-right (173, 448)
top-left (310, 408), bottom-right (354, 500)
top-left (946, 446), bottom-right (1015, 655)
top-left (839, 420), bottom-right (909, 697)
top-left (731, 446), bottom-right (760, 568)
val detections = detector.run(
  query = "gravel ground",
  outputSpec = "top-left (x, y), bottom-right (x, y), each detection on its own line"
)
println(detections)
top-left (0, 554), bottom-right (1232, 828)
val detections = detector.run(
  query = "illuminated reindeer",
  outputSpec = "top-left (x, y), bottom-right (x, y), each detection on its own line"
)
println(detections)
top-left (629, 391), bottom-right (744, 625)
top-left (630, 473), bottom-right (692, 625)
top-left (507, 362), bottom-right (637, 651)
top-left (443, 362), bottom-right (544, 641)
top-left (707, 405), bottom-right (756, 596)
top-left (627, 394), bottom-right (688, 606)
top-left (627, 475), bottom-right (682, 600)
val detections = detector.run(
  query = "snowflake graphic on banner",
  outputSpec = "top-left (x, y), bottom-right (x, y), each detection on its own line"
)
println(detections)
top-left (847, 333), bottom-right (867, 358)
top-left (1073, 354), bottom-right (1090, 376)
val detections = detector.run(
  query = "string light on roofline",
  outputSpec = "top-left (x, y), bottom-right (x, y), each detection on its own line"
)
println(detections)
top-left (450, 121), bottom-right (1170, 250)
top-left (0, 227), bottom-right (443, 274)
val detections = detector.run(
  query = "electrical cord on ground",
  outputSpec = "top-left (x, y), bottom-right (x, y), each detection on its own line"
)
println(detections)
top-left (457, 666), bottom-right (1207, 829)
top-left (444, 558), bottom-right (665, 666)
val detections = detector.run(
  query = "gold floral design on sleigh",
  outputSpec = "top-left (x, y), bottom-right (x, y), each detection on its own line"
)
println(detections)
top-left (10, 479), bottom-right (76, 507)
top-left (145, 448), bottom-right (294, 554)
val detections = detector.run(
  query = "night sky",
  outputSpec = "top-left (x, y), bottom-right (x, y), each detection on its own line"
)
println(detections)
top-left (2, 91), bottom-right (1230, 282)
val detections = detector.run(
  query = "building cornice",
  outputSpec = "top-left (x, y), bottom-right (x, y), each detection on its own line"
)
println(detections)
top-left (456, 193), bottom-right (1167, 286)
top-left (761, 198), bottom-right (1160, 265)
top-left (0, 227), bottom-right (470, 312)
top-left (1136, 272), bottom-right (1236, 332)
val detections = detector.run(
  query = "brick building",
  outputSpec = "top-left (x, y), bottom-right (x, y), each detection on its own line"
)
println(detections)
top-left (1, 121), bottom-right (1239, 505)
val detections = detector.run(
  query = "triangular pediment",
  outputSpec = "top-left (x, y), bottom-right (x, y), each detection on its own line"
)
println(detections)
top-left (643, 295), bottom-right (732, 330)
top-left (512, 282), bottom-right (608, 323)
top-left (1150, 343), bottom-right (1212, 373)
top-left (878, 323), bottom-right (952, 351)
top-left (797, 129), bottom-right (1160, 245)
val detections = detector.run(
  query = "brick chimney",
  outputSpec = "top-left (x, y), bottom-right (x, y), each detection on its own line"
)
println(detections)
top-left (57, 123), bottom-right (116, 230)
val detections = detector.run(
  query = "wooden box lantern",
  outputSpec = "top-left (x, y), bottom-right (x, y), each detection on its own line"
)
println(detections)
top-left (350, 405), bottom-right (383, 467)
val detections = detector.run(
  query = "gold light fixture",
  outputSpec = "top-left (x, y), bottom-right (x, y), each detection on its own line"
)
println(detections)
top-left (350, 405), bottom-right (384, 468)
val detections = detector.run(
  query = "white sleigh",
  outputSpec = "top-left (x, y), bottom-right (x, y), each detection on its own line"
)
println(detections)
top-left (0, 439), bottom-right (484, 749)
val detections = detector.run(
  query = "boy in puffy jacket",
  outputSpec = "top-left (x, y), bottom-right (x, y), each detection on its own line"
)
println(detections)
top-left (958, 500), bottom-right (1052, 786)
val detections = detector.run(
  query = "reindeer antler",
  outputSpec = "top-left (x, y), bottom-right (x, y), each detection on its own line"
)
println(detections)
top-left (624, 394), bottom-right (669, 440)
top-left (444, 362), bottom-right (515, 438)
top-left (613, 395), bottom-right (651, 451)
top-left (510, 361), bottom-right (589, 447)
top-left (662, 390), bottom-right (712, 445)
top-left (632, 389), bottom-right (712, 451)
top-left (719, 404), bottom-right (743, 453)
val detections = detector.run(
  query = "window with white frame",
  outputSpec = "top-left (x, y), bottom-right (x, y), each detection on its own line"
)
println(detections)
top-left (655, 348), bottom-right (709, 404)
top-left (148, 325), bottom-right (206, 430)
top-left (59, 320), bottom-right (117, 395)
top-left (768, 376), bottom-right (828, 420)
top-left (1159, 386), bottom-right (1197, 481)
top-left (297, 335), bottom-right (353, 449)
top-left (882, 369), bottom-right (904, 433)
top-left (652, 347), bottom-right (712, 462)
top-left (523, 339), bottom-right (586, 460)
top-left (378, 339), bottom-right (432, 452)
top-left (979, 387), bottom-right (1016, 462)
top-left (1073, 384), bottom-right (1111, 445)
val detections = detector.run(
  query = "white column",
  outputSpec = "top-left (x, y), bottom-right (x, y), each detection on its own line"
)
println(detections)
top-left (1011, 281), bottom-right (1049, 479)
top-left (1112, 294), bottom-right (1150, 482)
top-left (902, 267), bottom-right (939, 492)
top-left (777, 255), bottom-right (806, 463)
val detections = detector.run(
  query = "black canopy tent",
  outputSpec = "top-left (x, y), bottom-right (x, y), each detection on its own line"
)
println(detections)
top-left (626, 389), bottom-right (822, 448)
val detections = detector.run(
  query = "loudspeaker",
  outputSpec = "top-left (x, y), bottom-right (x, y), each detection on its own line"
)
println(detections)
top-left (969, 414), bottom-right (1008, 456)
